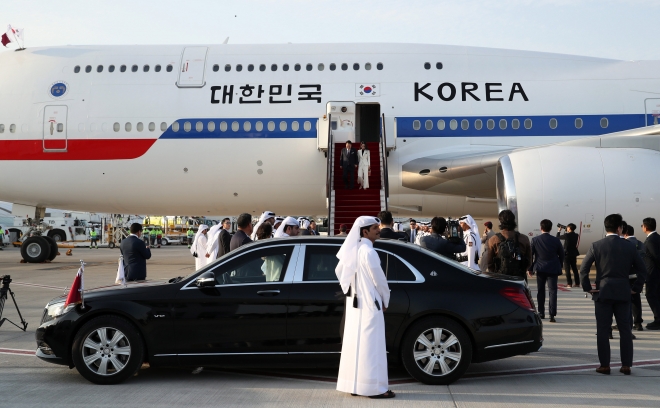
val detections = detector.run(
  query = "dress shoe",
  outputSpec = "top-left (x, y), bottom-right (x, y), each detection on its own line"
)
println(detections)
top-left (620, 366), bottom-right (631, 375)
top-left (539, 314), bottom-right (545, 319)
top-left (596, 366), bottom-right (611, 375)
top-left (549, 316), bottom-right (556, 323)
top-left (646, 321), bottom-right (660, 330)
top-left (633, 324), bottom-right (644, 331)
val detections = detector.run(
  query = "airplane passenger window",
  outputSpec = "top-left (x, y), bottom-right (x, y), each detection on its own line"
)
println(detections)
top-left (220, 121), bottom-right (227, 132)
top-left (575, 118), bottom-right (583, 129)
top-left (474, 119), bottom-right (483, 130)
top-left (524, 118), bottom-right (532, 129)
top-left (413, 120), bottom-right (421, 130)
top-left (461, 119), bottom-right (469, 130)
top-left (353, 63), bottom-right (360, 70)
top-left (259, 64), bottom-right (266, 72)
top-left (207, 121), bottom-right (215, 132)
top-left (512, 119), bottom-right (520, 130)
top-left (437, 119), bottom-right (446, 130)
top-left (268, 121), bottom-right (275, 131)
top-left (97, 65), bottom-right (103, 73)
top-left (0, 124), bottom-right (4, 133)
top-left (487, 119), bottom-right (495, 130)
top-left (56, 124), bottom-right (63, 132)
top-left (213, 64), bottom-right (219, 72)
top-left (549, 118), bottom-right (558, 129)
top-left (225, 64), bottom-right (231, 72)
top-left (499, 119), bottom-right (507, 130)
top-left (330, 63), bottom-right (336, 71)
top-left (377, 62), bottom-right (383, 70)
top-left (303, 121), bottom-right (312, 131)
top-left (248, 64), bottom-right (254, 72)
top-left (166, 64), bottom-right (173, 72)
top-left (255, 121), bottom-right (264, 131)
top-left (184, 121), bottom-right (191, 132)
top-left (365, 63), bottom-right (372, 70)
top-left (143, 65), bottom-right (149, 72)
top-left (196, 121), bottom-right (203, 132)
top-left (148, 122), bottom-right (156, 132)
top-left (131, 65), bottom-right (138, 72)
top-left (113, 122), bottom-right (121, 132)
top-left (85, 65), bottom-right (92, 73)
top-left (341, 63), bottom-right (348, 71)
top-left (306, 63), bottom-right (312, 71)
top-left (74, 66), bottom-right (80, 73)
top-left (155, 65), bottom-right (161, 72)
top-left (318, 63), bottom-right (324, 71)
top-left (125, 122), bottom-right (132, 132)
top-left (424, 62), bottom-right (431, 70)
top-left (137, 122), bottom-right (144, 132)
top-left (243, 121), bottom-right (251, 132)
top-left (294, 64), bottom-right (301, 71)
top-left (109, 65), bottom-right (115, 72)
top-left (231, 121), bottom-right (239, 132)
top-left (280, 121), bottom-right (288, 131)
top-left (282, 64), bottom-right (289, 71)
top-left (425, 120), bottom-right (433, 130)
top-left (450, 119), bottom-right (458, 130)
top-left (271, 64), bottom-right (278, 71)
top-left (436, 62), bottom-right (443, 70)
top-left (600, 118), bottom-right (608, 128)
top-left (291, 121), bottom-right (299, 131)
top-left (120, 65), bottom-right (127, 72)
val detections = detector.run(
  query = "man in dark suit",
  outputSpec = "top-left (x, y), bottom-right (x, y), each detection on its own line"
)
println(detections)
top-left (642, 217), bottom-right (660, 330)
top-left (624, 225), bottom-right (645, 331)
top-left (378, 211), bottom-right (406, 240)
top-left (120, 223), bottom-right (152, 282)
top-left (419, 216), bottom-right (466, 258)
top-left (579, 213), bottom-right (646, 375)
top-left (557, 223), bottom-right (580, 287)
top-left (309, 220), bottom-right (318, 236)
top-left (230, 213), bottom-right (253, 252)
top-left (404, 219), bottom-right (418, 244)
top-left (218, 218), bottom-right (232, 256)
top-left (528, 220), bottom-right (564, 322)
top-left (339, 140), bottom-right (358, 189)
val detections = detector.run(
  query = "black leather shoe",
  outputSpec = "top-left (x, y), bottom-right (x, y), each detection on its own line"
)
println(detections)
top-left (612, 325), bottom-right (619, 331)
top-left (539, 314), bottom-right (545, 319)
top-left (549, 316), bottom-right (556, 323)
top-left (633, 324), bottom-right (644, 331)
top-left (646, 321), bottom-right (660, 330)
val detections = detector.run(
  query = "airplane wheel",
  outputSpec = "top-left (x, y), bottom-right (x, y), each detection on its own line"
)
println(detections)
top-left (42, 236), bottom-right (59, 261)
top-left (21, 237), bottom-right (51, 263)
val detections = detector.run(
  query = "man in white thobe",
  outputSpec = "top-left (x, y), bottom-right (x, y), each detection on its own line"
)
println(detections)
top-left (335, 216), bottom-right (394, 399)
top-left (251, 210), bottom-right (276, 241)
top-left (274, 216), bottom-right (300, 238)
top-left (190, 225), bottom-right (209, 271)
top-left (458, 215), bottom-right (481, 270)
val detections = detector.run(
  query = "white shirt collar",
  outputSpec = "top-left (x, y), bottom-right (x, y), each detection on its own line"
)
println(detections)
top-left (130, 234), bottom-right (139, 238)
top-left (606, 233), bottom-right (619, 237)
top-left (626, 236), bottom-right (636, 239)
top-left (649, 231), bottom-right (657, 237)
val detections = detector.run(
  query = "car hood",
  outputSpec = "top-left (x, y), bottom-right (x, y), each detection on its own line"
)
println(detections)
top-left (47, 279), bottom-right (174, 305)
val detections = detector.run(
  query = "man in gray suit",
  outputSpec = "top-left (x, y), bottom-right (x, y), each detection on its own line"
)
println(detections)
top-left (528, 219), bottom-right (564, 322)
top-left (579, 213), bottom-right (646, 375)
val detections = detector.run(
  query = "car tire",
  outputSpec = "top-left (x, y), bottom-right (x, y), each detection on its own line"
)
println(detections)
top-left (42, 235), bottom-right (59, 261)
top-left (72, 315), bottom-right (144, 385)
top-left (20, 236), bottom-right (51, 263)
top-left (401, 316), bottom-right (472, 385)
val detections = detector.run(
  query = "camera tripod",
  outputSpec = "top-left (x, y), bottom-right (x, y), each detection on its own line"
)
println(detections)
top-left (0, 275), bottom-right (28, 331)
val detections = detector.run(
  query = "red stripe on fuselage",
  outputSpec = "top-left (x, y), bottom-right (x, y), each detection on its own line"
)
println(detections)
top-left (0, 139), bottom-right (157, 160)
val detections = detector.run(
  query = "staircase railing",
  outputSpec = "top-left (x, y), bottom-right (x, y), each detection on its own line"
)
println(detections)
top-left (380, 113), bottom-right (389, 210)
top-left (326, 114), bottom-right (334, 235)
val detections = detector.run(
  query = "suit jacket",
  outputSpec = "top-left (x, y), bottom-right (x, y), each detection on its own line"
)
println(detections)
top-left (120, 235), bottom-right (152, 281)
top-left (218, 229), bottom-right (231, 257)
top-left (340, 147), bottom-right (358, 167)
top-left (644, 232), bottom-right (660, 278)
top-left (557, 231), bottom-right (580, 256)
top-left (529, 233), bottom-right (565, 275)
top-left (230, 229), bottom-right (252, 252)
top-left (579, 235), bottom-right (647, 301)
top-left (300, 229), bottom-right (311, 236)
top-left (419, 233), bottom-right (467, 258)
top-left (380, 227), bottom-right (406, 240)
top-left (403, 228), bottom-right (418, 244)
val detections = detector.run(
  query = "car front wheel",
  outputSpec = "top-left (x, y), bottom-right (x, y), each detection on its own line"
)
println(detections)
top-left (401, 316), bottom-right (472, 385)
top-left (71, 315), bottom-right (144, 384)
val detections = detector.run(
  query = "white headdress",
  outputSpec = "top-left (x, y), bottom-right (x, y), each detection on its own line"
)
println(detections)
top-left (459, 215), bottom-right (481, 253)
top-left (189, 224), bottom-right (209, 255)
top-left (300, 219), bottom-right (310, 229)
top-left (251, 210), bottom-right (276, 240)
top-left (335, 216), bottom-right (380, 294)
top-left (274, 216), bottom-right (299, 238)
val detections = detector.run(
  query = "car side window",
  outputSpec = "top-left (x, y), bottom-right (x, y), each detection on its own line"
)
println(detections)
top-left (387, 253), bottom-right (416, 281)
top-left (303, 246), bottom-right (340, 281)
top-left (212, 246), bottom-right (293, 285)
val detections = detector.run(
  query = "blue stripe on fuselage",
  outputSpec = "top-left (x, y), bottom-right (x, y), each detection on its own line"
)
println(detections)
top-left (159, 118), bottom-right (318, 139)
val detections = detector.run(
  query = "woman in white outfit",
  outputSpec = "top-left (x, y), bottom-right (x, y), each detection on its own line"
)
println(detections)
top-left (190, 225), bottom-right (209, 270)
top-left (357, 141), bottom-right (370, 189)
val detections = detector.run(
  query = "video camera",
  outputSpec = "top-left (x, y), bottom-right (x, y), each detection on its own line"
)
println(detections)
top-left (0, 275), bottom-right (28, 331)
top-left (557, 223), bottom-right (567, 230)
top-left (445, 218), bottom-right (464, 241)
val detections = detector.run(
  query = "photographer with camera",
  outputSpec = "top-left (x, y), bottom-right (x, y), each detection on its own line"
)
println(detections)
top-left (420, 216), bottom-right (466, 259)
top-left (457, 215), bottom-right (481, 270)
top-left (486, 210), bottom-right (532, 278)
top-left (557, 223), bottom-right (580, 287)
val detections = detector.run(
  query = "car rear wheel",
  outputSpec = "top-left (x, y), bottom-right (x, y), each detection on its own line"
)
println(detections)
top-left (72, 315), bottom-right (144, 384)
top-left (401, 316), bottom-right (472, 385)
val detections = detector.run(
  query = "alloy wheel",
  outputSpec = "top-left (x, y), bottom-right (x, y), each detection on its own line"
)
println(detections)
top-left (412, 327), bottom-right (462, 376)
top-left (81, 327), bottom-right (131, 376)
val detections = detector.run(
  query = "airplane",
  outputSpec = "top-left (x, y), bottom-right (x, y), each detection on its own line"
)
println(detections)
top-left (0, 42), bottom-right (658, 262)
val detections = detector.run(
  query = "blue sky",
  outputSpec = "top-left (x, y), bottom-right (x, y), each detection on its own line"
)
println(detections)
top-left (1, 0), bottom-right (658, 60)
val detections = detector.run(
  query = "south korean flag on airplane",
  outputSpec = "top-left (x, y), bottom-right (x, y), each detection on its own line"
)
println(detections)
top-left (355, 84), bottom-right (379, 97)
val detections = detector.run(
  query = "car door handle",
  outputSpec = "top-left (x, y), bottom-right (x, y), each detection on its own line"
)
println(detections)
top-left (257, 290), bottom-right (281, 296)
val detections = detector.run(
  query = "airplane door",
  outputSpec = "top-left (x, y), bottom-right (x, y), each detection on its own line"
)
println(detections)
top-left (43, 106), bottom-right (67, 152)
top-left (644, 98), bottom-right (660, 126)
top-left (177, 46), bottom-right (208, 88)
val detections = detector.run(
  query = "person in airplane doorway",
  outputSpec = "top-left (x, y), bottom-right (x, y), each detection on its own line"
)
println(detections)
top-left (230, 213), bottom-right (253, 252)
top-left (121, 223), bottom-right (152, 282)
top-left (339, 140), bottom-right (358, 190)
top-left (335, 216), bottom-right (394, 399)
top-left (89, 227), bottom-right (99, 249)
top-left (528, 219), bottom-right (564, 322)
top-left (557, 223), bottom-right (580, 287)
top-left (458, 215), bottom-right (480, 270)
top-left (642, 217), bottom-right (660, 330)
top-left (357, 141), bottom-right (371, 190)
top-left (190, 225), bottom-right (209, 271)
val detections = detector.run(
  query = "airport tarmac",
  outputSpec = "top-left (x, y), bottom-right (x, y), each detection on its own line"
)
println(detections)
top-left (1, 245), bottom-right (659, 407)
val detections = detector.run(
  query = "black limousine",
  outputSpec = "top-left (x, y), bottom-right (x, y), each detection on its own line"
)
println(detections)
top-left (36, 237), bottom-right (542, 385)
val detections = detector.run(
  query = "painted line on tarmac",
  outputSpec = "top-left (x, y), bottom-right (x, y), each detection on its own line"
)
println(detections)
top-left (0, 348), bottom-right (35, 356)
top-left (11, 281), bottom-right (66, 291)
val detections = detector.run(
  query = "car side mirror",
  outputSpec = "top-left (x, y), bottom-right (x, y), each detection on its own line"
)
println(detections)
top-left (195, 272), bottom-right (216, 288)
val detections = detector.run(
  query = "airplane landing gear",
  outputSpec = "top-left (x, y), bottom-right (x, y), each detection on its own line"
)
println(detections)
top-left (20, 236), bottom-right (51, 263)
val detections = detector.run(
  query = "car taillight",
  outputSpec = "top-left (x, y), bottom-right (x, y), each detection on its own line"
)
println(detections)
top-left (499, 286), bottom-right (535, 311)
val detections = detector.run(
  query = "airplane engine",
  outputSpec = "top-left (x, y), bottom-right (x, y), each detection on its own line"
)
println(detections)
top-left (497, 146), bottom-right (660, 254)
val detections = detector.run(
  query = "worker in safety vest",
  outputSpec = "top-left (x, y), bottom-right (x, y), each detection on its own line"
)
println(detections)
top-left (149, 228), bottom-right (157, 248)
top-left (0, 225), bottom-right (4, 250)
top-left (187, 228), bottom-right (194, 248)
top-left (156, 227), bottom-right (163, 248)
top-left (89, 227), bottom-right (99, 249)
